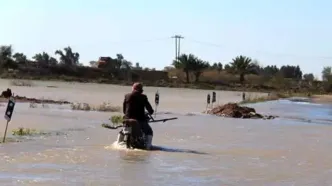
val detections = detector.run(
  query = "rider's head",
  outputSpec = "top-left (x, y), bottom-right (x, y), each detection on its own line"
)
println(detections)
top-left (132, 82), bottom-right (143, 93)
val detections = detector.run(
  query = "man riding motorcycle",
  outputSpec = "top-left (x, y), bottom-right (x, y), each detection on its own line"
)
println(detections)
top-left (123, 82), bottom-right (154, 149)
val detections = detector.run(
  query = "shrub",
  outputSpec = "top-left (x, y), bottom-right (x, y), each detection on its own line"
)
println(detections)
top-left (12, 127), bottom-right (48, 136)
top-left (110, 115), bottom-right (123, 125)
top-left (70, 102), bottom-right (121, 112)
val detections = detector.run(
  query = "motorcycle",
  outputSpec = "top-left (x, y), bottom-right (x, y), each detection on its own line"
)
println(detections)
top-left (102, 114), bottom-right (178, 150)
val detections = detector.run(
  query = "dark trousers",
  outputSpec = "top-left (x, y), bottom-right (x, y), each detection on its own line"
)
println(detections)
top-left (138, 120), bottom-right (153, 136)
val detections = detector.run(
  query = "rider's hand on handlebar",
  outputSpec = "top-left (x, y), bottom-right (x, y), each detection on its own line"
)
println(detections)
top-left (145, 112), bottom-right (152, 120)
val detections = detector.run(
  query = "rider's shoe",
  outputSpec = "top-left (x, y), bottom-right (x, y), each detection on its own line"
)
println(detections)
top-left (145, 135), bottom-right (153, 150)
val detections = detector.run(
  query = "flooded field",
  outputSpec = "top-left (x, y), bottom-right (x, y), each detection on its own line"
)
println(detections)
top-left (0, 79), bottom-right (331, 186)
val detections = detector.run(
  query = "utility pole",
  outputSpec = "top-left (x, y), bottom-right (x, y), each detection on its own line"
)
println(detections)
top-left (171, 35), bottom-right (184, 60)
top-left (175, 37), bottom-right (178, 60)
top-left (177, 36), bottom-right (182, 58)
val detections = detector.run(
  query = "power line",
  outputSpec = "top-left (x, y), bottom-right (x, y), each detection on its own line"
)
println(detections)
top-left (184, 37), bottom-right (332, 60)
top-left (107, 37), bottom-right (170, 45)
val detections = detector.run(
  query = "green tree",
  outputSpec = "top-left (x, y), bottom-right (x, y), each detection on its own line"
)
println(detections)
top-left (191, 59), bottom-right (209, 82)
top-left (211, 62), bottom-right (223, 73)
top-left (32, 52), bottom-right (58, 67)
top-left (118, 56), bottom-right (133, 81)
top-left (263, 65), bottom-right (279, 77)
top-left (172, 53), bottom-right (197, 83)
top-left (303, 73), bottom-right (314, 82)
top-left (121, 60), bottom-right (133, 70)
top-left (216, 62), bottom-right (223, 73)
top-left (55, 46), bottom-right (80, 66)
top-left (0, 45), bottom-right (17, 69)
top-left (322, 66), bottom-right (332, 81)
top-left (224, 64), bottom-right (231, 72)
top-left (211, 62), bottom-right (217, 69)
top-left (280, 65), bottom-right (302, 79)
top-left (134, 62), bottom-right (142, 70)
top-left (322, 66), bottom-right (332, 92)
top-left (229, 55), bottom-right (256, 83)
top-left (115, 53), bottom-right (124, 69)
top-left (12, 53), bottom-right (27, 64)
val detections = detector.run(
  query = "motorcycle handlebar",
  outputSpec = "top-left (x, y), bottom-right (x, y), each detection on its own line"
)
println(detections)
top-left (145, 113), bottom-right (178, 123)
top-left (102, 115), bottom-right (178, 130)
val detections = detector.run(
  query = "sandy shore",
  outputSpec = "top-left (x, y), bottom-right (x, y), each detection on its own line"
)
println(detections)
top-left (311, 95), bottom-right (332, 104)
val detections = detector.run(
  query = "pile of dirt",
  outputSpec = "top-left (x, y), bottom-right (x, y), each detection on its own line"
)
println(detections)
top-left (206, 103), bottom-right (276, 119)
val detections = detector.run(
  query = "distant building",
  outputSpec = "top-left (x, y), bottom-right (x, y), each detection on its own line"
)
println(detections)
top-left (97, 57), bottom-right (112, 67)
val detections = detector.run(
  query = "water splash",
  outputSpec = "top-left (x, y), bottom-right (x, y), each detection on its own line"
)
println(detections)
top-left (104, 141), bottom-right (144, 152)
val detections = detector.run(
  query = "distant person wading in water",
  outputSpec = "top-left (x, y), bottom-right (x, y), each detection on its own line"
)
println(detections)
top-left (123, 82), bottom-right (154, 149)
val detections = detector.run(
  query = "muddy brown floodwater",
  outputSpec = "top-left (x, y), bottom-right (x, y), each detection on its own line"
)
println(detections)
top-left (0, 79), bottom-right (331, 186)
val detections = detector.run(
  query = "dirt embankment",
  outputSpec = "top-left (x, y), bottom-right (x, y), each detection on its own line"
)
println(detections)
top-left (0, 88), bottom-right (71, 104)
top-left (310, 95), bottom-right (332, 104)
top-left (206, 103), bottom-right (276, 119)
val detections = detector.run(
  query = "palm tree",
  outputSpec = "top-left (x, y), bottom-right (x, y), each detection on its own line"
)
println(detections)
top-left (115, 53), bottom-right (124, 69)
top-left (229, 55), bottom-right (256, 83)
top-left (55, 46), bottom-right (79, 66)
top-left (191, 59), bottom-right (209, 82)
top-left (172, 54), bottom-right (197, 83)
top-left (134, 62), bottom-right (142, 70)
top-left (119, 58), bottom-right (133, 82)
top-left (216, 62), bottom-right (222, 74)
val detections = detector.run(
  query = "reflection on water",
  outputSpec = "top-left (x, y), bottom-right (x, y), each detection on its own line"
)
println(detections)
top-left (0, 79), bottom-right (331, 185)
top-left (151, 146), bottom-right (209, 155)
